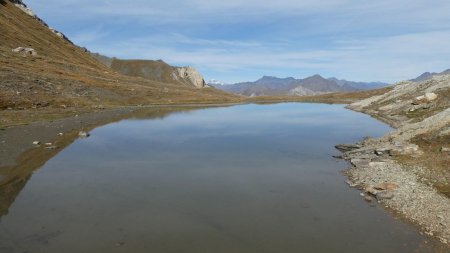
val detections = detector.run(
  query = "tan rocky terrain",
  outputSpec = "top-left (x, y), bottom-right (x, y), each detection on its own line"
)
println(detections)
top-left (337, 75), bottom-right (450, 245)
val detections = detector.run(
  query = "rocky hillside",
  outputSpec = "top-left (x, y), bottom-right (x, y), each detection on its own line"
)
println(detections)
top-left (0, 0), bottom-right (237, 119)
top-left (91, 54), bottom-right (208, 89)
top-left (350, 75), bottom-right (450, 127)
top-left (339, 74), bottom-right (450, 245)
top-left (211, 75), bottom-right (389, 97)
top-left (410, 69), bottom-right (450, 82)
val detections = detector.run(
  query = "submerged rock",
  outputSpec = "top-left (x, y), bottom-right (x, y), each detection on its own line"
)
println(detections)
top-left (345, 180), bottom-right (358, 188)
top-left (364, 195), bottom-right (373, 202)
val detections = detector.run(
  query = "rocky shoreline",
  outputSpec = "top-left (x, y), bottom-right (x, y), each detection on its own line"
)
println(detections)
top-left (337, 140), bottom-right (450, 245)
top-left (336, 76), bottom-right (450, 246)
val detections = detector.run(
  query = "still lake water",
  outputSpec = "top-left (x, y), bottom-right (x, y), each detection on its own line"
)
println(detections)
top-left (0, 103), bottom-right (441, 252)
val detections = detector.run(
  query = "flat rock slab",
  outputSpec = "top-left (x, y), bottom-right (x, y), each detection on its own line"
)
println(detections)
top-left (335, 143), bottom-right (361, 152)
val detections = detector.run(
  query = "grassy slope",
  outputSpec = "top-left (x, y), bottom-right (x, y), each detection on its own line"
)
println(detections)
top-left (0, 0), bottom-right (239, 112)
top-left (90, 53), bottom-right (185, 86)
top-left (109, 59), bottom-right (184, 85)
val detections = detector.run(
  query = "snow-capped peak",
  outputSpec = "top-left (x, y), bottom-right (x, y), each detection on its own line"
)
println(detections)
top-left (207, 79), bottom-right (226, 86)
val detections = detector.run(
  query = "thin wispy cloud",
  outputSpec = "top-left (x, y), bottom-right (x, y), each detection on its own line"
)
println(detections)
top-left (26, 0), bottom-right (450, 83)
top-left (70, 26), bottom-right (109, 44)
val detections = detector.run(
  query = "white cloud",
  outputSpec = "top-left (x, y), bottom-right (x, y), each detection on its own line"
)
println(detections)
top-left (25, 0), bottom-right (450, 82)
top-left (90, 29), bottom-right (450, 82)
top-left (71, 26), bottom-right (109, 44)
top-left (29, 0), bottom-right (450, 26)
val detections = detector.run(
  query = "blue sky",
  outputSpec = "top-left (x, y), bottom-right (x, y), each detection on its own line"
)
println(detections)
top-left (26, 0), bottom-right (450, 83)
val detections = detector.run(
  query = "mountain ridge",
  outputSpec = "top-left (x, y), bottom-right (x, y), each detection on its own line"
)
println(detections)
top-left (210, 75), bottom-right (389, 97)
top-left (90, 53), bottom-right (208, 89)
top-left (410, 69), bottom-right (450, 82)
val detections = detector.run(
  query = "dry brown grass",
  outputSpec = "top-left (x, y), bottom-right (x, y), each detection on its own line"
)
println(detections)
top-left (394, 131), bottom-right (450, 197)
top-left (109, 59), bottom-right (178, 84)
top-left (412, 133), bottom-right (450, 196)
top-left (0, 0), bottom-right (240, 112)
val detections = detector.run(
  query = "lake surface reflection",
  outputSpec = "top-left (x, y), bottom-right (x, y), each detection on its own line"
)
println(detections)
top-left (0, 103), bottom-right (441, 252)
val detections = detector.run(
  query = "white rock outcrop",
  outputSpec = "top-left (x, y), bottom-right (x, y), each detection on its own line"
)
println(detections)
top-left (172, 67), bottom-right (208, 89)
top-left (12, 47), bottom-right (37, 56)
top-left (414, 92), bottom-right (438, 104)
top-left (425, 92), bottom-right (438, 101)
top-left (12, 0), bottom-right (35, 17)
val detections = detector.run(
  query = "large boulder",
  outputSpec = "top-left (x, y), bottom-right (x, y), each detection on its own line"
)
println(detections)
top-left (413, 92), bottom-right (438, 104)
top-left (173, 67), bottom-right (208, 88)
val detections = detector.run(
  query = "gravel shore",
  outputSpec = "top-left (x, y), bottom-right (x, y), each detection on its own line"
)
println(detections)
top-left (339, 139), bottom-right (450, 245)
top-left (338, 75), bottom-right (450, 247)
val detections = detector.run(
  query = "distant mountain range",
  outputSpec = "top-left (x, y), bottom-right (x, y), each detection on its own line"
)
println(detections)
top-left (410, 69), bottom-right (450, 82)
top-left (209, 75), bottom-right (389, 97)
